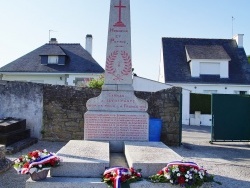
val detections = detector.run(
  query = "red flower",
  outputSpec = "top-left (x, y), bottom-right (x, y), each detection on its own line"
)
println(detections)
top-left (178, 176), bottom-right (186, 184)
top-left (50, 159), bottom-right (56, 166)
top-left (136, 173), bottom-right (142, 178)
top-left (157, 170), bottom-right (164, 175)
top-left (105, 173), bottom-right (111, 179)
top-left (23, 162), bottom-right (30, 168)
top-left (31, 151), bottom-right (39, 158)
top-left (130, 167), bottom-right (135, 174)
top-left (120, 175), bottom-right (127, 182)
top-left (179, 166), bottom-right (186, 173)
top-left (19, 157), bottom-right (23, 162)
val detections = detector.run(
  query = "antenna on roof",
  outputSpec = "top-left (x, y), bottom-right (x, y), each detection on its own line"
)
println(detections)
top-left (232, 16), bottom-right (235, 38)
top-left (49, 30), bottom-right (57, 42)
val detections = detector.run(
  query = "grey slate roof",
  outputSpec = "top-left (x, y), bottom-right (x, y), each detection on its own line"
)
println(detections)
top-left (0, 43), bottom-right (104, 73)
top-left (185, 45), bottom-right (231, 60)
top-left (162, 37), bottom-right (250, 84)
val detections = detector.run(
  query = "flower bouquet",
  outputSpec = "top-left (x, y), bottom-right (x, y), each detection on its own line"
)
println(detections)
top-left (13, 149), bottom-right (60, 180)
top-left (148, 161), bottom-right (221, 188)
top-left (102, 167), bottom-right (142, 188)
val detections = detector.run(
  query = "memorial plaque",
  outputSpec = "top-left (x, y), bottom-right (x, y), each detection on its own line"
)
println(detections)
top-left (84, 112), bottom-right (149, 141)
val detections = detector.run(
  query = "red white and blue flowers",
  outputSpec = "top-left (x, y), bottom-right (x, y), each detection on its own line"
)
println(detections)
top-left (148, 161), bottom-right (220, 188)
top-left (13, 149), bottom-right (60, 174)
top-left (102, 167), bottom-right (142, 188)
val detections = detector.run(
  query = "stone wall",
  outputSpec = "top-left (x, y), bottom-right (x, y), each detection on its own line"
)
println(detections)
top-left (0, 81), bottom-right (43, 138)
top-left (43, 85), bottom-right (182, 146)
top-left (0, 81), bottom-right (182, 146)
top-left (43, 85), bottom-right (100, 141)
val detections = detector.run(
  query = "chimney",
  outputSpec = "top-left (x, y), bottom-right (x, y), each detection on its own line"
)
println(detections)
top-left (233, 34), bottom-right (244, 48)
top-left (49, 38), bottom-right (58, 44)
top-left (85, 34), bottom-right (93, 55)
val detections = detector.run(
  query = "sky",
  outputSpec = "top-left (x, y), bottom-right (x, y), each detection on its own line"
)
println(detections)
top-left (0, 0), bottom-right (249, 81)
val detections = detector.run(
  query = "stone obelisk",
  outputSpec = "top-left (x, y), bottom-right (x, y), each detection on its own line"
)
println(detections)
top-left (84, 0), bottom-right (149, 151)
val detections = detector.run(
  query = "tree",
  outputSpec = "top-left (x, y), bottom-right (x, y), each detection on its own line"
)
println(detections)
top-left (248, 55), bottom-right (250, 63)
top-left (87, 76), bottom-right (104, 89)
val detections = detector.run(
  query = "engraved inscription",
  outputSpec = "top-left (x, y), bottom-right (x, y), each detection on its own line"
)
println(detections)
top-left (85, 113), bottom-right (148, 141)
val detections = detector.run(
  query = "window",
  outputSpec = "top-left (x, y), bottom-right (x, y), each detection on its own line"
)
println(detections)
top-left (48, 56), bottom-right (58, 64)
top-left (240, 91), bottom-right (247, 95)
top-left (200, 62), bottom-right (220, 75)
top-left (234, 91), bottom-right (247, 95)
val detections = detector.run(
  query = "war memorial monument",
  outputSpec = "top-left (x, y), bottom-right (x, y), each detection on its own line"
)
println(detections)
top-left (26, 0), bottom-right (182, 187)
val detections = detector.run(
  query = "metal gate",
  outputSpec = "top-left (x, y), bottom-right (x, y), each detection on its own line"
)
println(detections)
top-left (211, 94), bottom-right (250, 143)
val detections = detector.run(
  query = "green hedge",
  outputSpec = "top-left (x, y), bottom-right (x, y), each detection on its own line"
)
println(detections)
top-left (190, 93), bottom-right (211, 114)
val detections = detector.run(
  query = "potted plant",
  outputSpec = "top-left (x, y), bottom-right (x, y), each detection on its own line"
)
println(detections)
top-left (13, 149), bottom-right (60, 181)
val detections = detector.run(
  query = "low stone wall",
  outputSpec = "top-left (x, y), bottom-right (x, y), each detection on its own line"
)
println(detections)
top-left (43, 85), bottom-right (181, 146)
top-left (43, 85), bottom-right (101, 141)
top-left (0, 81), bottom-right (182, 146)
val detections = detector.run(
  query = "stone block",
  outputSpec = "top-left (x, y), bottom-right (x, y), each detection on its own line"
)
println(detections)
top-left (124, 141), bottom-right (182, 177)
top-left (26, 177), bottom-right (107, 188)
top-left (50, 140), bottom-right (109, 178)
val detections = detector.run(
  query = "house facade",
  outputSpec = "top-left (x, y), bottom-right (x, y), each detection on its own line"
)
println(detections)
top-left (134, 34), bottom-right (250, 126)
top-left (0, 36), bottom-right (104, 86)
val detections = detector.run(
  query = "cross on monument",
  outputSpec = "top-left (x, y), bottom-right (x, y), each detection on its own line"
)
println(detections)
top-left (113, 0), bottom-right (126, 27)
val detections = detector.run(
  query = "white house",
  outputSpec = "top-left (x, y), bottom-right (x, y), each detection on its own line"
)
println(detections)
top-left (0, 35), bottom-right (104, 86)
top-left (133, 34), bottom-right (250, 126)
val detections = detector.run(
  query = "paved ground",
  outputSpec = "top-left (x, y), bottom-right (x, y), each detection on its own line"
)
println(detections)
top-left (0, 125), bottom-right (249, 188)
top-left (169, 125), bottom-right (250, 188)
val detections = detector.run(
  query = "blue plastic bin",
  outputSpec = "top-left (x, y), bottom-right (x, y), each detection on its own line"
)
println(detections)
top-left (149, 118), bottom-right (162, 141)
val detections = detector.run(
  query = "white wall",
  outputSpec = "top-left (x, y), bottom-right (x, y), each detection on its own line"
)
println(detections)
top-left (2, 74), bottom-right (65, 85)
top-left (158, 49), bottom-right (165, 83)
top-left (133, 76), bottom-right (172, 92)
top-left (1, 73), bottom-right (103, 86)
top-left (190, 59), bottom-right (229, 78)
top-left (132, 76), bottom-right (250, 126)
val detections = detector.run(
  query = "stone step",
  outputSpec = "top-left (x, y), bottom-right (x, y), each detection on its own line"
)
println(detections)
top-left (0, 129), bottom-right (30, 146)
top-left (26, 177), bottom-right (107, 188)
top-left (0, 118), bottom-right (26, 133)
top-left (26, 177), bottom-right (188, 188)
top-left (110, 152), bottom-right (128, 168)
top-left (124, 141), bottom-right (183, 177)
top-left (5, 137), bottom-right (38, 154)
top-left (50, 140), bottom-right (109, 178)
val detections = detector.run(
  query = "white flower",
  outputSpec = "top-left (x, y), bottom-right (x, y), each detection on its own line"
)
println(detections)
top-left (199, 175), bottom-right (203, 179)
top-left (185, 174), bottom-right (189, 178)
top-left (38, 164), bottom-right (42, 168)
top-left (170, 180), bottom-right (173, 184)
top-left (185, 179), bottom-right (189, 182)
top-left (164, 173), bottom-right (171, 179)
top-left (177, 173), bottom-right (180, 177)
top-left (43, 149), bottom-right (47, 153)
top-left (15, 159), bottom-right (20, 163)
top-left (32, 157), bottom-right (36, 160)
top-left (189, 175), bottom-right (192, 179)
top-left (187, 171), bottom-right (190, 174)
top-left (194, 169), bottom-right (197, 173)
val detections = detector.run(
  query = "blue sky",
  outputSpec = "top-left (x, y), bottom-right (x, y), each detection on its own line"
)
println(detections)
top-left (0, 0), bottom-right (249, 80)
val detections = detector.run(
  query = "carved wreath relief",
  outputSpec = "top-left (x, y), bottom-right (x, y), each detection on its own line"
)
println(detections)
top-left (106, 50), bottom-right (132, 81)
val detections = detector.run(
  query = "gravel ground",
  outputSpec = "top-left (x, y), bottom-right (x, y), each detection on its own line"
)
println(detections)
top-left (0, 125), bottom-right (249, 188)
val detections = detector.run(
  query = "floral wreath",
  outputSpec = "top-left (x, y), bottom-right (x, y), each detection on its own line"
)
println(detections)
top-left (102, 166), bottom-right (142, 188)
top-left (13, 149), bottom-right (61, 175)
top-left (148, 161), bottom-right (221, 188)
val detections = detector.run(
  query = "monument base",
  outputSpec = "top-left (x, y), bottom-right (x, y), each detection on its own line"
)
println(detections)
top-left (84, 111), bottom-right (149, 152)
top-left (26, 141), bottom-right (185, 188)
